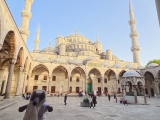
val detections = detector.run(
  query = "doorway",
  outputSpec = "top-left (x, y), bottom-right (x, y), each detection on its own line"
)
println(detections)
top-left (98, 87), bottom-right (101, 94)
top-left (104, 87), bottom-right (108, 94)
top-left (76, 87), bottom-right (79, 93)
top-left (150, 88), bottom-right (154, 96)
top-left (87, 83), bottom-right (92, 94)
top-left (33, 86), bottom-right (38, 91)
top-left (51, 86), bottom-right (55, 93)
top-left (42, 86), bottom-right (47, 91)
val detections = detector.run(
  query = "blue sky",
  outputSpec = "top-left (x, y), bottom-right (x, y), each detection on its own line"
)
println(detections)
top-left (5, 0), bottom-right (160, 66)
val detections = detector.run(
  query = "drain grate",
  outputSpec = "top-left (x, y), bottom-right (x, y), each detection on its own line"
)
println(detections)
top-left (157, 106), bottom-right (160, 107)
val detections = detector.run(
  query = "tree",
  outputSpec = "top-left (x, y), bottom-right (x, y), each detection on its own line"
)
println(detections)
top-left (146, 59), bottom-right (160, 66)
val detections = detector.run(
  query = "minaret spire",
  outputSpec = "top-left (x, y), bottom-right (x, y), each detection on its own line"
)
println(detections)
top-left (19, 0), bottom-right (34, 43)
top-left (129, 0), bottom-right (140, 64)
top-left (96, 31), bottom-right (99, 42)
top-left (33, 25), bottom-right (40, 52)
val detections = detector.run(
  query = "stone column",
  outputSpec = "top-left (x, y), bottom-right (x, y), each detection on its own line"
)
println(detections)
top-left (67, 76), bottom-right (70, 93)
top-left (0, 69), bottom-right (5, 95)
top-left (48, 76), bottom-right (51, 94)
top-left (4, 59), bottom-right (16, 99)
top-left (101, 77), bottom-right (104, 94)
top-left (122, 86), bottom-right (126, 98)
top-left (27, 74), bottom-right (31, 92)
top-left (92, 78), bottom-right (94, 92)
top-left (22, 72), bottom-right (28, 94)
top-left (142, 86), bottom-right (147, 104)
top-left (133, 86), bottom-right (138, 103)
top-left (15, 67), bottom-right (24, 96)
top-left (83, 77), bottom-right (86, 93)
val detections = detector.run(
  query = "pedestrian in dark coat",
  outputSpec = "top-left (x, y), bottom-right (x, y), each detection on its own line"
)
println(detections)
top-left (114, 94), bottom-right (116, 99)
top-left (92, 95), bottom-right (97, 108)
top-left (108, 94), bottom-right (111, 101)
top-left (64, 94), bottom-right (67, 105)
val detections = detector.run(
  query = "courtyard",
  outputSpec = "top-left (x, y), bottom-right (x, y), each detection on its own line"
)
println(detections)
top-left (0, 96), bottom-right (160, 120)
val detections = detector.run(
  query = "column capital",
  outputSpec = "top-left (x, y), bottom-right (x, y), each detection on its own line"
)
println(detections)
top-left (10, 59), bottom-right (16, 64)
top-left (19, 67), bottom-right (24, 72)
top-left (24, 71), bottom-right (28, 75)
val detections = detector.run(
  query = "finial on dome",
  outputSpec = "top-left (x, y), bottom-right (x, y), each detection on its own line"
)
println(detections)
top-left (49, 39), bottom-right (52, 47)
top-left (96, 31), bottom-right (99, 42)
top-left (74, 29), bottom-right (77, 35)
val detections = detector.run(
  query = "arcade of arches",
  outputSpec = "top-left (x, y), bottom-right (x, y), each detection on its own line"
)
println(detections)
top-left (0, 0), bottom-right (160, 100)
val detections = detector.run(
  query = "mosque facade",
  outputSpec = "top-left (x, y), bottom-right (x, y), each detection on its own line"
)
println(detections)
top-left (0, 0), bottom-right (159, 99)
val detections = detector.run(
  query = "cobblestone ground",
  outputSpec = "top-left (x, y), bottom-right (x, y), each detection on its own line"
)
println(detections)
top-left (0, 96), bottom-right (160, 120)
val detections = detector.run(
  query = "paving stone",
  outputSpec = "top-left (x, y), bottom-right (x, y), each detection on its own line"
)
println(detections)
top-left (0, 97), bottom-right (160, 120)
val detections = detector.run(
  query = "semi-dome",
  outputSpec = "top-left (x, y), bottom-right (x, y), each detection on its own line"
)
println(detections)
top-left (69, 59), bottom-right (83, 65)
top-left (40, 46), bottom-right (57, 53)
top-left (53, 58), bottom-right (67, 63)
top-left (147, 63), bottom-right (159, 68)
top-left (34, 56), bottom-right (50, 62)
top-left (85, 56), bottom-right (97, 61)
top-left (123, 70), bottom-right (141, 77)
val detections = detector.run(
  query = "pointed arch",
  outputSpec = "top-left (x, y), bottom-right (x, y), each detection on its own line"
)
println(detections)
top-left (88, 68), bottom-right (102, 79)
top-left (52, 65), bottom-right (68, 79)
top-left (71, 67), bottom-right (85, 77)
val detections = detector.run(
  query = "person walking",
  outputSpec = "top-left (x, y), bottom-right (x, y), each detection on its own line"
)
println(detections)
top-left (108, 94), bottom-right (111, 101)
top-left (92, 95), bottom-right (97, 108)
top-left (114, 94), bottom-right (116, 99)
top-left (64, 94), bottom-right (67, 105)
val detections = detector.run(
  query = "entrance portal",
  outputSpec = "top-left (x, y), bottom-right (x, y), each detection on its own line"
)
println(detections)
top-left (87, 83), bottom-right (92, 94)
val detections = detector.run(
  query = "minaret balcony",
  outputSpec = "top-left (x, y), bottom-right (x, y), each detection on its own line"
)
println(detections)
top-left (21, 10), bottom-right (32, 18)
top-left (19, 28), bottom-right (29, 36)
top-left (130, 31), bottom-right (138, 37)
top-left (128, 19), bottom-right (136, 25)
top-left (131, 46), bottom-right (140, 51)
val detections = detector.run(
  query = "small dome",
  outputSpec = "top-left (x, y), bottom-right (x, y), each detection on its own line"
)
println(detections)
top-left (138, 65), bottom-right (145, 70)
top-left (69, 59), bottom-right (83, 65)
top-left (147, 63), bottom-right (159, 68)
top-left (102, 62), bottom-right (110, 67)
top-left (123, 70), bottom-right (141, 77)
top-left (125, 64), bottom-right (133, 69)
top-left (85, 56), bottom-right (96, 61)
top-left (53, 58), bottom-right (67, 63)
top-left (34, 56), bottom-right (50, 62)
top-left (113, 63), bottom-right (121, 68)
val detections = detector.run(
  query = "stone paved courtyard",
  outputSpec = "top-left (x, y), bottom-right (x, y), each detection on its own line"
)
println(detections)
top-left (0, 96), bottom-right (160, 120)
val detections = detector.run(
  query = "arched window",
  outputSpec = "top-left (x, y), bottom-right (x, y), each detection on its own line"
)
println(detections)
top-left (81, 45), bottom-right (83, 48)
top-left (77, 45), bottom-right (79, 48)
top-left (85, 45), bottom-right (87, 49)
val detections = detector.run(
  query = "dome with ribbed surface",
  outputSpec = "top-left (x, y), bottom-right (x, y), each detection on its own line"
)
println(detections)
top-left (123, 70), bottom-right (141, 77)
top-left (34, 56), bottom-right (50, 62)
top-left (53, 58), bottom-right (67, 63)
top-left (147, 63), bottom-right (158, 68)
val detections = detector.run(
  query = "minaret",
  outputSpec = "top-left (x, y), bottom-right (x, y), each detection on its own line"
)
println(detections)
top-left (129, 0), bottom-right (140, 64)
top-left (19, 0), bottom-right (34, 43)
top-left (33, 26), bottom-right (40, 52)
